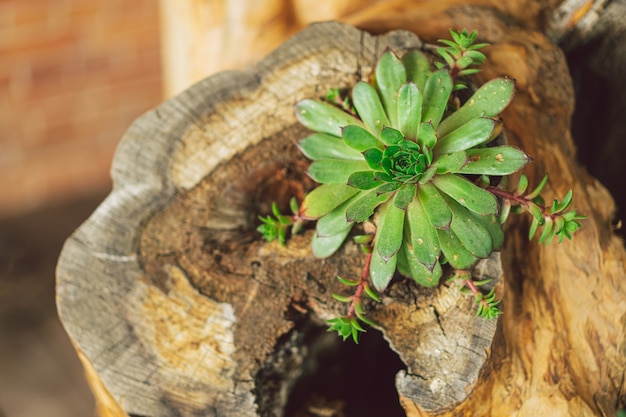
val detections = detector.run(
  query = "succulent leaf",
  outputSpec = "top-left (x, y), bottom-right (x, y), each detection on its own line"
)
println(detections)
top-left (375, 181), bottom-right (401, 194)
top-left (397, 83), bottom-right (422, 140)
top-left (296, 98), bottom-right (364, 137)
top-left (376, 172), bottom-right (396, 185)
top-left (436, 78), bottom-right (515, 137)
top-left (346, 188), bottom-right (392, 222)
top-left (397, 246), bottom-right (443, 287)
top-left (394, 184), bottom-right (416, 210)
top-left (537, 217), bottom-right (554, 244)
top-left (421, 69), bottom-right (453, 128)
top-left (308, 159), bottom-right (370, 183)
top-left (316, 197), bottom-right (355, 237)
top-left (417, 122), bottom-right (437, 150)
top-left (380, 127), bottom-right (404, 146)
top-left (555, 190), bottom-right (573, 213)
top-left (472, 213), bottom-right (504, 249)
top-left (375, 50), bottom-right (407, 127)
top-left (430, 151), bottom-right (468, 174)
top-left (446, 196), bottom-right (493, 258)
top-left (298, 133), bottom-right (365, 161)
top-left (402, 50), bottom-right (431, 90)
top-left (370, 244), bottom-right (397, 291)
top-left (352, 81), bottom-right (391, 136)
top-left (343, 125), bottom-right (383, 151)
top-left (458, 146), bottom-right (532, 175)
top-left (312, 225), bottom-right (354, 258)
top-left (417, 182), bottom-right (452, 229)
top-left (419, 166), bottom-right (437, 185)
top-left (397, 245), bottom-right (442, 287)
top-left (300, 183), bottom-right (360, 219)
top-left (431, 174), bottom-right (498, 216)
top-left (436, 228), bottom-right (478, 269)
top-left (434, 117), bottom-right (496, 155)
top-left (529, 216), bottom-right (540, 240)
top-left (363, 148), bottom-right (384, 169)
top-left (514, 174), bottom-right (529, 195)
top-left (458, 68), bottom-right (481, 77)
top-left (348, 171), bottom-right (384, 190)
top-left (406, 196), bottom-right (441, 269)
top-left (375, 200), bottom-right (405, 261)
top-left (337, 276), bottom-right (360, 286)
top-left (526, 174), bottom-right (549, 199)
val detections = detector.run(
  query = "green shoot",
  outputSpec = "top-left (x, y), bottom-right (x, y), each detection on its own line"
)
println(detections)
top-left (257, 198), bottom-right (303, 246)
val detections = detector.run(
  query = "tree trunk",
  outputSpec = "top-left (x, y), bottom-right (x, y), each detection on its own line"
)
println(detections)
top-left (57, 3), bottom-right (626, 417)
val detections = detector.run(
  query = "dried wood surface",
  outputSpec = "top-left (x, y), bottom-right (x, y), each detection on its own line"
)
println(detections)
top-left (346, 4), bottom-right (626, 416)
top-left (58, 23), bottom-right (502, 417)
top-left (57, 3), bottom-right (626, 417)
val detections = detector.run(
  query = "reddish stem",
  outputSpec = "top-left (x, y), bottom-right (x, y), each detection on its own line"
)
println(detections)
top-left (347, 250), bottom-right (373, 318)
top-left (331, 94), bottom-right (358, 117)
top-left (463, 278), bottom-right (491, 311)
top-left (486, 186), bottom-right (554, 219)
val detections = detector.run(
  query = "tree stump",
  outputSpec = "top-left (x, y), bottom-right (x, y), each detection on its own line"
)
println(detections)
top-left (57, 7), bottom-right (626, 417)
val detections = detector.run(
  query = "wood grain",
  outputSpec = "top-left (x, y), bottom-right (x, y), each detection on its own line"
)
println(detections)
top-left (58, 22), bottom-right (502, 416)
top-left (347, 4), bottom-right (626, 416)
top-left (57, 5), bottom-right (626, 416)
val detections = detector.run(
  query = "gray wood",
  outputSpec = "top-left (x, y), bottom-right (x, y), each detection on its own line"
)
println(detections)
top-left (57, 22), bottom-right (501, 417)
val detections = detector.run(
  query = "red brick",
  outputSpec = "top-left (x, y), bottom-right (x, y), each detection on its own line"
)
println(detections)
top-left (68, 0), bottom-right (100, 18)
top-left (0, 27), bottom-right (79, 56)
top-left (0, 0), bottom-right (162, 217)
top-left (11, 0), bottom-right (52, 26)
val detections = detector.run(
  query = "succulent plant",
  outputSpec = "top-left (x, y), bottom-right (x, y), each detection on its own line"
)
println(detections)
top-left (258, 30), bottom-right (584, 342)
top-left (295, 48), bottom-right (528, 292)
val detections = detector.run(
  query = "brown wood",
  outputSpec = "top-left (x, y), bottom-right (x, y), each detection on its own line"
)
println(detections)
top-left (157, 0), bottom-right (606, 97)
top-left (58, 23), bottom-right (502, 416)
top-left (346, 3), bottom-right (626, 416)
top-left (57, 3), bottom-right (626, 417)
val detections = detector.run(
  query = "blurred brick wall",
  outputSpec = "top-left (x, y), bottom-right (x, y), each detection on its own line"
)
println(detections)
top-left (0, 0), bottom-right (162, 218)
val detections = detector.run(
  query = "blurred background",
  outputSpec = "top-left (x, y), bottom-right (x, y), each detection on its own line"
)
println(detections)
top-left (1, 0), bottom-right (624, 416)
top-left (0, 1), bottom-right (162, 416)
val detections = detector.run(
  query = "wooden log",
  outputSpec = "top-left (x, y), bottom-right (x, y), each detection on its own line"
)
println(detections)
top-left (347, 3), bottom-right (626, 416)
top-left (57, 5), bottom-right (626, 417)
top-left (58, 22), bottom-right (504, 416)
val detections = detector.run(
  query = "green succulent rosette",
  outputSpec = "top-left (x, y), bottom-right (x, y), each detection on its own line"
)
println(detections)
top-left (295, 49), bottom-right (531, 292)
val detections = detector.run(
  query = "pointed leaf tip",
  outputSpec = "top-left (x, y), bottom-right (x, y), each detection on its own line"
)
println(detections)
top-left (375, 201), bottom-right (404, 261)
top-left (370, 249), bottom-right (397, 292)
top-left (458, 146), bottom-right (532, 176)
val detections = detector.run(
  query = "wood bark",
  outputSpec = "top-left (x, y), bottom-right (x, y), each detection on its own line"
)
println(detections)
top-left (58, 3), bottom-right (626, 417)
top-left (345, 4), bottom-right (626, 416)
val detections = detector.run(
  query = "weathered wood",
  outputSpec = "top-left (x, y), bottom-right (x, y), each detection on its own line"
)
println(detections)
top-left (57, 4), bottom-right (626, 417)
top-left (561, 0), bottom-right (626, 239)
top-left (58, 22), bottom-right (501, 417)
top-left (348, 4), bottom-right (626, 416)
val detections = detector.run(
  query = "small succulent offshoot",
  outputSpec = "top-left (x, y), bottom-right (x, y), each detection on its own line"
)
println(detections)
top-left (258, 29), bottom-right (584, 342)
